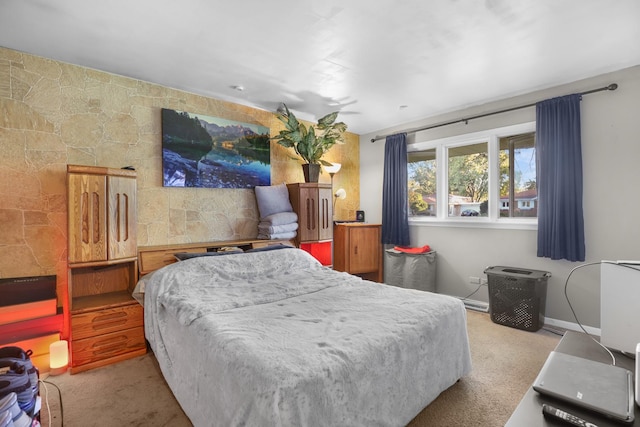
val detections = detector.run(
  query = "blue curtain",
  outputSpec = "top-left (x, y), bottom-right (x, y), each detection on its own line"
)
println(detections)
top-left (536, 94), bottom-right (585, 262)
top-left (382, 133), bottom-right (410, 246)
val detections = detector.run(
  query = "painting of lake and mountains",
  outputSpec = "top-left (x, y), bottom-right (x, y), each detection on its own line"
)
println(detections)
top-left (161, 108), bottom-right (271, 188)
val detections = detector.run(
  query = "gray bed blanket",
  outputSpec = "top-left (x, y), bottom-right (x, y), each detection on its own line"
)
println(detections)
top-left (138, 248), bottom-right (472, 427)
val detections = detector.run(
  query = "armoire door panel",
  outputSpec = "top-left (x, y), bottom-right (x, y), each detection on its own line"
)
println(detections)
top-left (318, 187), bottom-right (333, 241)
top-left (297, 186), bottom-right (316, 242)
top-left (68, 173), bottom-right (107, 263)
top-left (108, 175), bottom-right (137, 260)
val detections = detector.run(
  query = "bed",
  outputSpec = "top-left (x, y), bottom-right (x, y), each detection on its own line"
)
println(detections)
top-left (134, 246), bottom-right (472, 427)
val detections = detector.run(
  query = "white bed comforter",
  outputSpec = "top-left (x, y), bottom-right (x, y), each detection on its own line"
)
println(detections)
top-left (137, 248), bottom-right (471, 427)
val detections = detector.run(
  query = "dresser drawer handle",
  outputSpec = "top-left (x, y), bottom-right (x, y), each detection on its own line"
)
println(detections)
top-left (92, 311), bottom-right (127, 322)
top-left (90, 334), bottom-right (128, 355)
top-left (91, 311), bottom-right (128, 330)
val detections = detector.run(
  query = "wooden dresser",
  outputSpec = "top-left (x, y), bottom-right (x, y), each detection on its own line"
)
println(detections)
top-left (67, 165), bottom-right (145, 373)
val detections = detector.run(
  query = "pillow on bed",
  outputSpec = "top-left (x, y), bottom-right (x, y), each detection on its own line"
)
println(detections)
top-left (174, 249), bottom-right (243, 261)
top-left (245, 243), bottom-right (294, 253)
top-left (254, 183), bottom-right (293, 219)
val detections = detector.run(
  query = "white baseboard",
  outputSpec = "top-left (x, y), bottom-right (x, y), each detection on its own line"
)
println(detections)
top-left (459, 298), bottom-right (489, 313)
top-left (543, 317), bottom-right (601, 337)
top-left (449, 291), bottom-right (600, 336)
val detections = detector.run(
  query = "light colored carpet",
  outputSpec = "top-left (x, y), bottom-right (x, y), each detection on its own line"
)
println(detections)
top-left (407, 310), bottom-right (561, 426)
top-left (39, 310), bottom-right (561, 427)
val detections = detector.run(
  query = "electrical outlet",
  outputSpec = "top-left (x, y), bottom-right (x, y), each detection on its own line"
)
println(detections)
top-left (480, 278), bottom-right (488, 285)
top-left (469, 276), bottom-right (481, 284)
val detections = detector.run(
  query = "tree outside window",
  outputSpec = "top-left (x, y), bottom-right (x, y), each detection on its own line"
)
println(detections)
top-left (408, 148), bottom-right (436, 216)
top-left (448, 142), bottom-right (488, 217)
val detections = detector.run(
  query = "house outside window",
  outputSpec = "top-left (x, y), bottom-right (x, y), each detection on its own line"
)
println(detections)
top-left (408, 122), bottom-right (537, 228)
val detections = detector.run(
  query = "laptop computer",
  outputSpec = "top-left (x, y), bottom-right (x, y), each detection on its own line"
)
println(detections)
top-left (532, 351), bottom-right (635, 423)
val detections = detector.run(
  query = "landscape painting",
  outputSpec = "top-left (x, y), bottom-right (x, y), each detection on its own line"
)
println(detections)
top-left (161, 108), bottom-right (271, 188)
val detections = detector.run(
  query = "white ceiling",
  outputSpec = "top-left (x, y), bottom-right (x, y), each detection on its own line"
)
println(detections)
top-left (1, 0), bottom-right (639, 135)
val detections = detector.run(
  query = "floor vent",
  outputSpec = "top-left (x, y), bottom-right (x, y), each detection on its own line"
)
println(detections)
top-left (461, 299), bottom-right (489, 313)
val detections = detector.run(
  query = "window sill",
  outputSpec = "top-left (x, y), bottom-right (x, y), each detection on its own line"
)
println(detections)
top-left (408, 217), bottom-right (537, 231)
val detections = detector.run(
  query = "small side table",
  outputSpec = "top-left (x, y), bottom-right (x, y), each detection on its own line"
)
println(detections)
top-left (333, 223), bottom-right (383, 282)
top-left (506, 331), bottom-right (638, 426)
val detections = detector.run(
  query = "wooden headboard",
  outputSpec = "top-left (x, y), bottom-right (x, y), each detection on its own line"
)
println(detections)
top-left (137, 239), bottom-right (295, 276)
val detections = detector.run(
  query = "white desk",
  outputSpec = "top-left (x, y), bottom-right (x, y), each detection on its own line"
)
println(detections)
top-left (506, 331), bottom-right (638, 426)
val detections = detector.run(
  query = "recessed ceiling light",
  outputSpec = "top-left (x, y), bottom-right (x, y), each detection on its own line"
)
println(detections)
top-left (230, 85), bottom-right (244, 92)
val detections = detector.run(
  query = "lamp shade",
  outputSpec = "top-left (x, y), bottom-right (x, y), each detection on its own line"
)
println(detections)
top-left (335, 188), bottom-right (347, 200)
top-left (324, 163), bottom-right (341, 175)
top-left (49, 340), bottom-right (68, 375)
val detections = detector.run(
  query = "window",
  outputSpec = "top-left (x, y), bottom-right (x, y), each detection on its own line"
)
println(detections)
top-left (448, 142), bottom-right (487, 217)
top-left (499, 132), bottom-right (536, 218)
top-left (407, 123), bottom-right (536, 226)
top-left (408, 148), bottom-right (436, 217)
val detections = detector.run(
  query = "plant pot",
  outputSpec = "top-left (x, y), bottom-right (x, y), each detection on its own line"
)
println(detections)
top-left (302, 164), bottom-right (320, 183)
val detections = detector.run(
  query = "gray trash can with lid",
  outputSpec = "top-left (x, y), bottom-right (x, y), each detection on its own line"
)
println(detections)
top-left (484, 266), bottom-right (551, 332)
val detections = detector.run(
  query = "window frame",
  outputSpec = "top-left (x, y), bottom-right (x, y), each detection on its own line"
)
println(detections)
top-left (408, 122), bottom-right (537, 230)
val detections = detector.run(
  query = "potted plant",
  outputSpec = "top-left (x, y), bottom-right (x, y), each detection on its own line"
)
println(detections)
top-left (272, 104), bottom-right (347, 182)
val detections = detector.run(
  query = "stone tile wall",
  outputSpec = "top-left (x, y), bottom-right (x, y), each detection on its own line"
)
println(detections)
top-left (0, 47), bottom-right (360, 322)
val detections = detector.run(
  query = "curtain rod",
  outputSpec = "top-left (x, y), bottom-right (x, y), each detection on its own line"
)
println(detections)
top-left (370, 83), bottom-right (618, 143)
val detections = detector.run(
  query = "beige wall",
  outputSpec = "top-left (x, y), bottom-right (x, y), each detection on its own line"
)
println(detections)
top-left (0, 47), bottom-right (360, 326)
top-left (360, 65), bottom-right (640, 329)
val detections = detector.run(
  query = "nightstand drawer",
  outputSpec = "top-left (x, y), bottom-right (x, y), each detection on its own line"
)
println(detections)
top-left (71, 326), bottom-right (145, 367)
top-left (71, 304), bottom-right (143, 340)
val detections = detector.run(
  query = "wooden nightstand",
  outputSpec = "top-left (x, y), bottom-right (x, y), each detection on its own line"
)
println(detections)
top-left (333, 223), bottom-right (382, 282)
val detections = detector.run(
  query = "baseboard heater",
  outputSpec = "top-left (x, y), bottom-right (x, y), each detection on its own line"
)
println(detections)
top-left (460, 298), bottom-right (489, 313)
